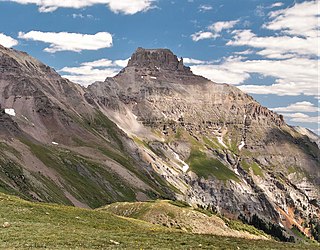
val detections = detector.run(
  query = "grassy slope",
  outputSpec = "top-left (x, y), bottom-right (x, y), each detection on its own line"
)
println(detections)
top-left (0, 193), bottom-right (318, 249)
top-left (187, 148), bottom-right (239, 182)
top-left (100, 200), bottom-right (269, 238)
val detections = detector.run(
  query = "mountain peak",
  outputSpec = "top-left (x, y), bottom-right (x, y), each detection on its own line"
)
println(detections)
top-left (127, 47), bottom-right (191, 73)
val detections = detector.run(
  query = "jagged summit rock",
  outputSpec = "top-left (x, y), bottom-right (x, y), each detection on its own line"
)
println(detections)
top-left (112, 47), bottom-right (208, 85)
top-left (127, 47), bottom-right (191, 73)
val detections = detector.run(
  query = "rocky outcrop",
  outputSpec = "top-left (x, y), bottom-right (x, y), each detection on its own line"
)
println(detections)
top-left (88, 48), bottom-right (320, 241)
top-left (128, 47), bottom-right (192, 73)
top-left (0, 105), bottom-right (21, 136)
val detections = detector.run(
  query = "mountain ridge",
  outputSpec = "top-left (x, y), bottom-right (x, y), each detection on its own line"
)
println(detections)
top-left (0, 45), bottom-right (319, 242)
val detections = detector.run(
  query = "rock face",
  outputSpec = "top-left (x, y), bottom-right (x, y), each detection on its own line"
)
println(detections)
top-left (89, 48), bottom-right (320, 241)
top-left (0, 46), bottom-right (319, 241)
top-left (0, 45), bottom-right (175, 209)
top-left (128, 47), bottom-right (192, 73)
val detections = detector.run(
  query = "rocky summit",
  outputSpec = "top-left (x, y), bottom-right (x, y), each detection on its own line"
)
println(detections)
top-left (0, 46), bottom-right (319, 242)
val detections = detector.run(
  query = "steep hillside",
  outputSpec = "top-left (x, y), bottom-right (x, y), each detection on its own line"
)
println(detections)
top-left (0, 45), bottom-right (175, 208)
top-left (88, 48), bottom-right (320, 241)
top-left (101, 200), bottom-right (270, 239)
top-left (0, 45), bottom-right (319, 242)
top-left (0, 192), bottom-right (319, 249)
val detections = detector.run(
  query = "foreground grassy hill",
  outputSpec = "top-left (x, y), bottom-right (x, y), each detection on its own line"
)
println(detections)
top-left (101, 200), bottom-right (269, 239)
top-left (0, 193), bottom-right (319, 249)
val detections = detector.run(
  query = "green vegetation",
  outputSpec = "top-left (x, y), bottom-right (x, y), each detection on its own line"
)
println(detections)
top-left (0, 155), bottom-right (36, 200)
top-left (19, 138), bottom-right (137, 208)
top-left (0, 193), bottom-right (319, 249)
top-left (248, 214), bottom-right (294, 242)
top-left (168, 200), bottom-right (190, 208)
top-left (241, 159), bottom-right (263, 177)
top-left (0, 142), bottom-right (21, 159)
top-left (85, 110), bottom-right (124, 150)
top-left (203, 136), bottom-right (223, 150)
top-left (291, 225), bottom-right (313, 243)
top-left (309, 218), bottom-right (320, 242)
top-left (225, 218), bottom-right (269, 238)
top-left (187, 149), bottom-right (239, 182)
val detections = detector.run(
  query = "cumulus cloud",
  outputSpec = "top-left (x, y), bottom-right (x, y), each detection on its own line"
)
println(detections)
top-left (270, 101), bottom-right (319, 125)
top-left (60, 58), bottom-right (129, 87)
top-left (188, 1), bottom-right (319, 98)
top-left (209, 20), bottom-right (239, 33)
top-left (190, 64), bottom-right (250, 84)
top-left (269, 2), bottom-right (283, 8)
top-left (0, 33), bottom-right (18, 48)
top-left (191, 31), bottom-right (217, 41)
top-left (272, 101), bottom-right (319, 113)
top-left (18, 31), bottom-right (112, 53)
top-left (278, 112), bottom-right (319, 124)
top-left (265, 0), bottom-right (318, 37)
top-left (227, 29), bottom-right (317, 58)
top-left (289, 115), bottom-right (319, 124)
top-left (187, 55), bottom-right (318, 97)
top-left (191, 20), bottom-right (239, 41)
top-left (183, 58), bottom-right (208, 65)
top-left (257, 100), bottom-right (320, 128)
top-left (4, 0), bottom-right (154, 14)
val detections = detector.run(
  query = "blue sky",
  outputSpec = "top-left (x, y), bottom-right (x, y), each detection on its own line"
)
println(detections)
top-left (0, 0), bottom-right (319, 134)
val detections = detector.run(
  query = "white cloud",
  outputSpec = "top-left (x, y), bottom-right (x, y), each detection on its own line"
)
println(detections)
top-left (234, 49), bottom-right (254, 55)
top-left (0, 33), bottom-right (18, 48)
top-left (290, 115), bottom-right (319, 123)
top-left (60, 58), bottom-right (128, 87)
top-left (191, 20), bottom-right (239, 41)
top-left (18, 31), bottom-right (112, 53)
top-left (183, 58), bottom-right (208, 65)
top-left (190, 62), bottom-right (250, 85)
top-left (82, 59), bottom-right (114, 68)
top-left (114, 59), bottom-right (129, 67)
top-left (283, 113), bottom-right (309, 119)
top-left (269, 100), bottom-right (320, 126)
top-left (188, 1), bottom-right (319, 97)
top-left (198, 4), bottom-right (213, 12)
top-left (191, 31), bottom-right (217, 41)
top-left (208, 20), bottom-right (239, 33)
top-left (188, 55), bottom-right (318, 97)
top-left (269, 2), bottom-right (283, 8)
top-left (272, 101), bottom-right (319, 113)
top-left (279, 112), bottom-right (319, 124)
top-left (265, 1), bottom-right (318, 37)
top-left (271, 102), bottom-right (320, 125)
top-left (227, 29), bottom-right (318, 58)
top-left (4, 0), bottom-right (154, 14)
top-left (72, 13), bottom-right (94, 19)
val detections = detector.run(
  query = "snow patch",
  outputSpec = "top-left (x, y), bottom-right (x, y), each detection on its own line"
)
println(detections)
top-left (174, 152), bottom-right (189, 173)
top-left (238, 141), bottom-right (245, 150)
top-left (150, 76), bottom-right (157, 79)
top-left (217, 136), bottom-right (227, 148)
top-left (234, 168), bottom-right (240, 176)
top-left (52, 142), bottom-right (59, 145)
top-left (4, 108), bottom-right (15, 116)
